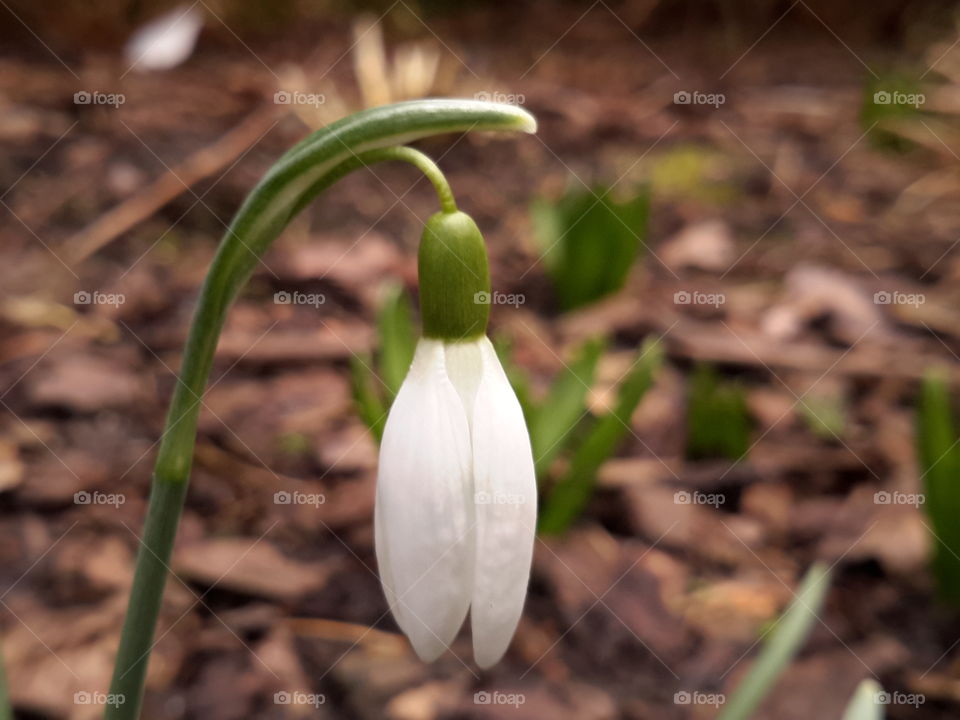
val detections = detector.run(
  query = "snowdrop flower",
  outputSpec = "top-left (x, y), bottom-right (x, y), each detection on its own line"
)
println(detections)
top-left (375, 210), bottom-right (537, 668)
top-left (125, 5), bottom-right (204, 72)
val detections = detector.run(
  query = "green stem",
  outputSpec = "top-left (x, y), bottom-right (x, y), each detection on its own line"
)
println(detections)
top-left (345, 146), bottom-right (458, 214)
top-left (105, 99), bottom-right (535, 720)
top-left (0, 645), bottom-right (10, 720)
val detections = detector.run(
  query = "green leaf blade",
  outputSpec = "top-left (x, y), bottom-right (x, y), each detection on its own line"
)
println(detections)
top-left (718, 563), bottom-right (832, 720)
top-left (530, 336), bottom-right (606, 476)
top-left (532, 184), bottom-right (650, 311)
top-left (918, 371), bottom-right (960, 602)
top-left (377, 284), bottom-right (417, 398)
top-left (539, 338), bottom-right (663, 535)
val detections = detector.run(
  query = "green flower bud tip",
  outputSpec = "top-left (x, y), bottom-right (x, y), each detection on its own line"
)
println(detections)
top-left (418, 210), bottom-right (491, 342)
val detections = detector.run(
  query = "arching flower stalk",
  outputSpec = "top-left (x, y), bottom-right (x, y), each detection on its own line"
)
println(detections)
top-left (105, 100), bottom-right (535, 720)
top-left (376, 210), bottom-right (537, 668)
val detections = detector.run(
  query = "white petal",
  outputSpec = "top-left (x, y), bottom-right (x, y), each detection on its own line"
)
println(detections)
top-left (125, 5), bottom-right (204, 72)
top-left (463, 337), bottom-right (537, 668)
top-left (443, 338), bottom-right (484, 418)
top-left (375, 339), bottom-right (474, 661)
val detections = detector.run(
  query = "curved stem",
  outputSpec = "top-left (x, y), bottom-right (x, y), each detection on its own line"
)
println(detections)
top-left (360, 146), bottom-right (458, 213)
top-left (105, 99), bottom-right (535, 720)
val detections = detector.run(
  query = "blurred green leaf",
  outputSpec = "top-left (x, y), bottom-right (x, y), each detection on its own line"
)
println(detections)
top-left (350, 353), bottom-right (387, 442)
top-left (530, 336), bottom-right (606, 476)
top-left (377, 284), bottom-right (417, 398)
top-left (861, 73), bottom-right (926, 151)
top-left (276, 432), bottom-right (310, 457)
top-left (842, 679), bottom-right (884, 720)
top-left (539, 338), bottom-right (663, 535)
top-left (686, 363), bottom-right (750, 461)
top-left (718, 563), bottom-right (832, 720)
top-left (649, 145), bottom-right (739, 205)
top-left (799, 392), bottom-right (846, 440)
top-left (918, 371), bottom-right (960, 603)
top-left (0, 645), bottom-right (10, 720)
top-left (531, 184), bottom-right (649, 311)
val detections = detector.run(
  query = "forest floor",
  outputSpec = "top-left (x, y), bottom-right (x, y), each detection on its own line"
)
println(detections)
top-left (2, 2), bottom-right (960, 718)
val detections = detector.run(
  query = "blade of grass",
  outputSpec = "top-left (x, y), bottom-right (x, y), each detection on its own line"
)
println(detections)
top-left (0, 647), bottom-right (10, 720)
top-left (686, 363), bottom-right (750, 461)
top-left (377, 284), bottom-right (416, 398)
top-left (530, 336), bottom-right (606, 476)
top-left (350, 354), bottom-right (387, 442)
top-left (532, 185), bottom-right (649, 310)
top-left (841, 679), bottom-right (884, 720)
top-left (538, 337), bottom-right (662, 534)
top-left (717, 562), bottom-right (832, 720)
top-left (918, 371), bottom-right (960, 602)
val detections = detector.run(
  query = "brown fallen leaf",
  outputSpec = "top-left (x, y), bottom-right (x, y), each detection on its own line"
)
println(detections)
top-left (761, 264), bottom-right (888, 346)
top-left (386, 680), bottom-right (466, 720)
top-left (535, 526), bottom-right (690, 661)
top-left (17, 450), bottom-right (110, 505)
top-left (0, 437), bottom-right (24, 491)
top-left (27, 352), bottom-right (146, 412)
top-left (661, 219), bottom-right (736, 272)
top-left (174, 537), bottom-right (333, 602)
top-left (682, 577), bottom-right (787, 642)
